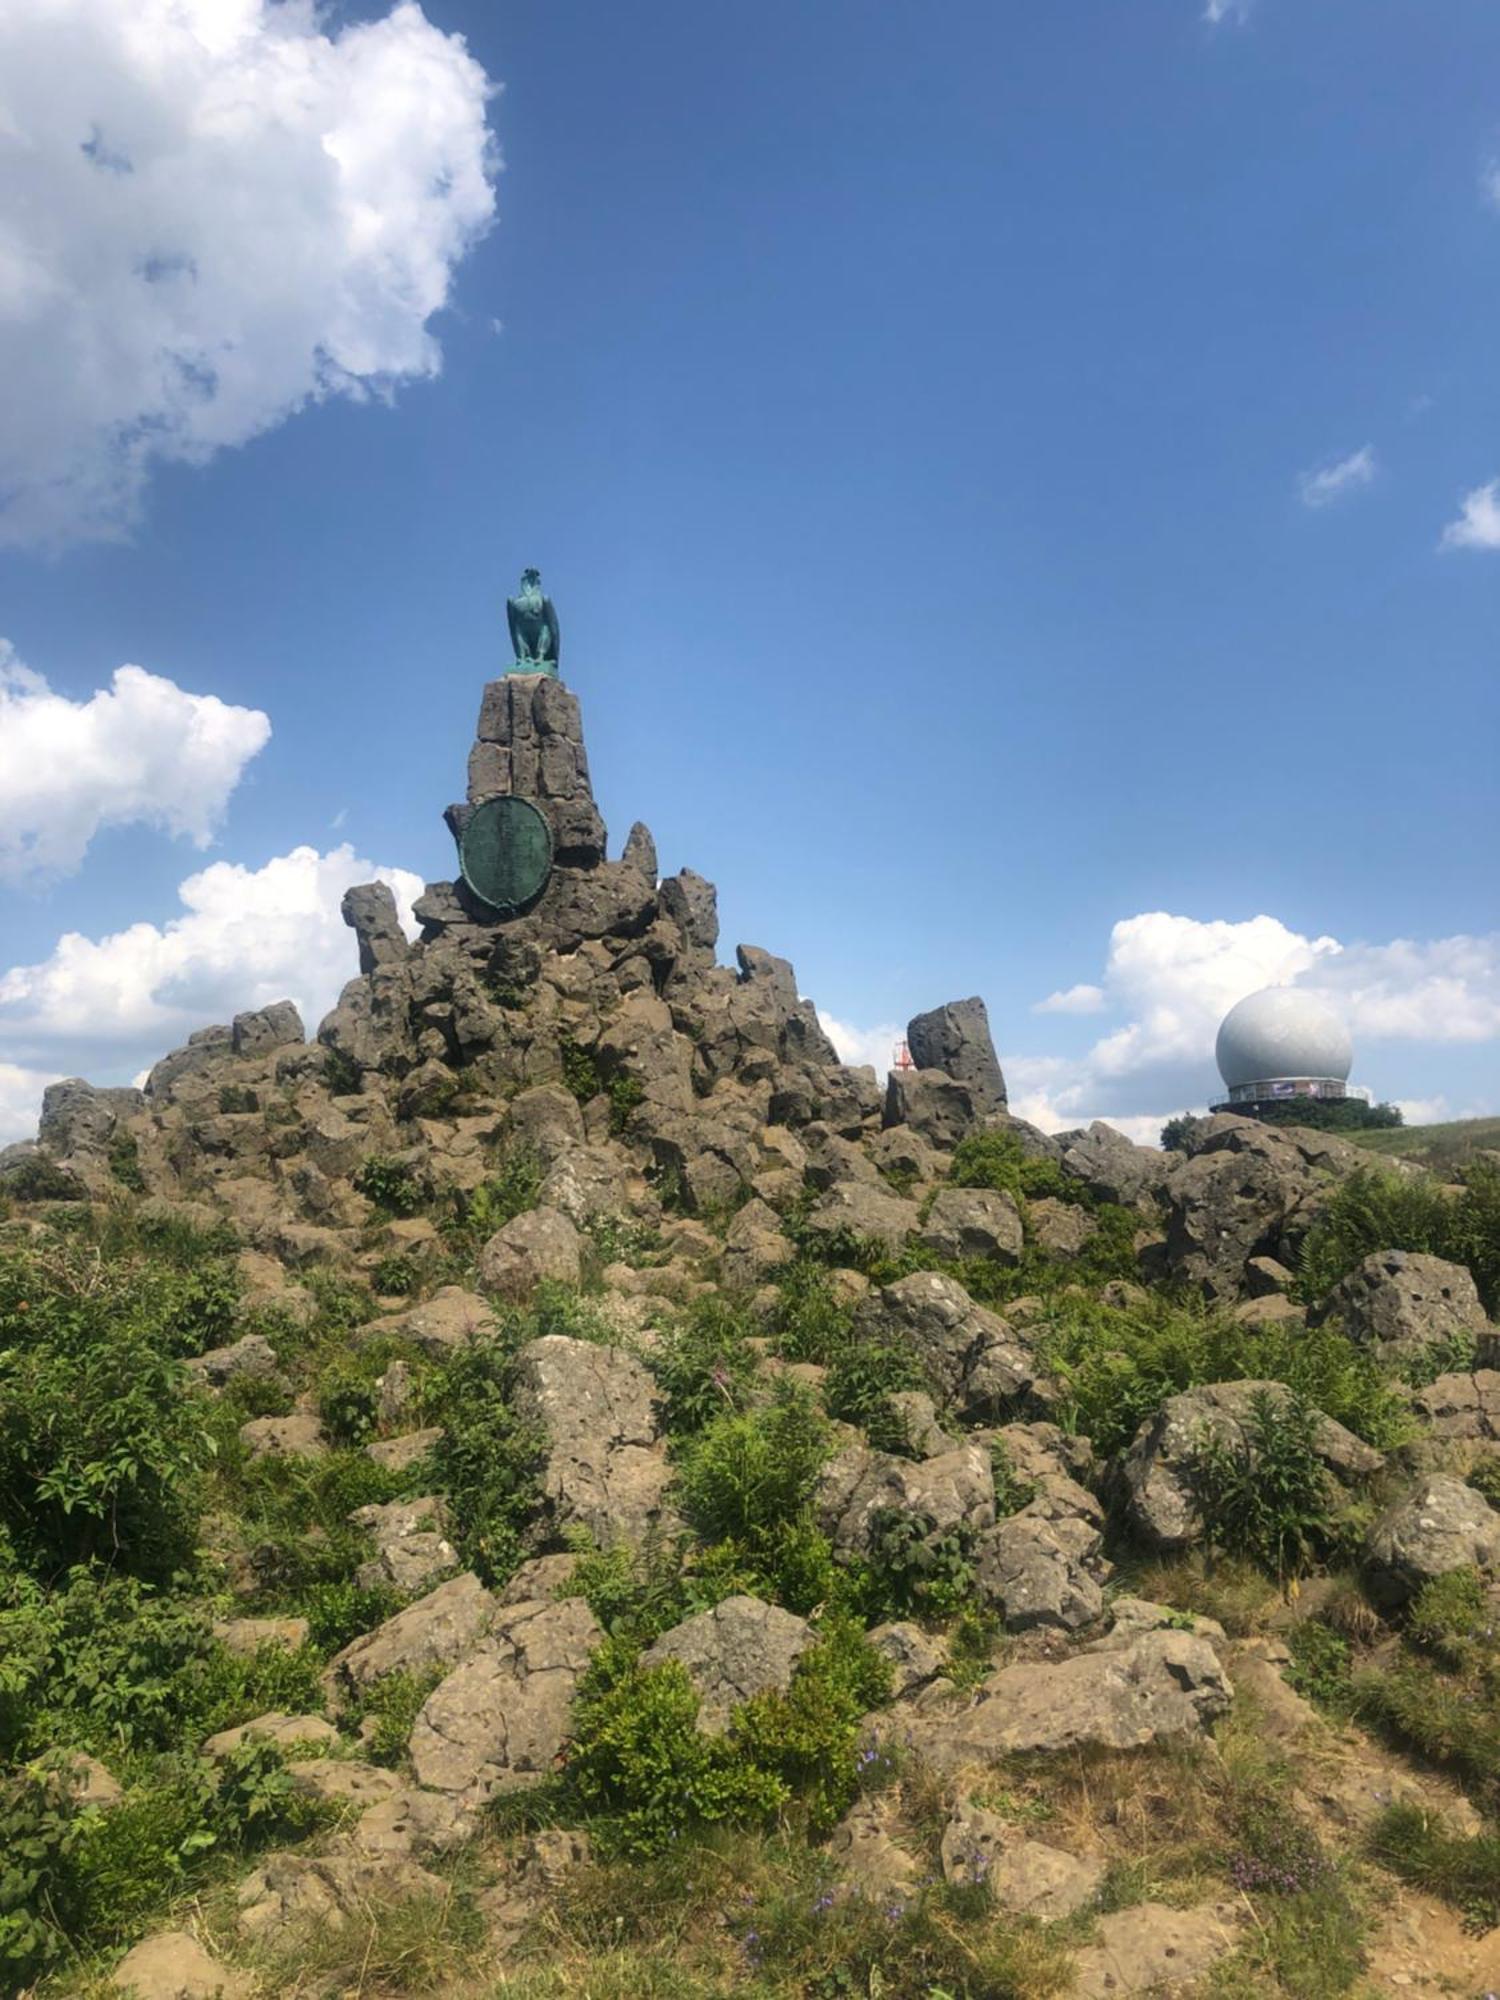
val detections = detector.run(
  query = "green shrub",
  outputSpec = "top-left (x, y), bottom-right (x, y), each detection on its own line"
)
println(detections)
top-left (450, 1149), bottom-right (544, 1245)
top-left (354, 1667), bottom-right (444, 1765)
top-left (353, 1155), bottom-right (426, 1218)
top-left (559, 1037), bottom-right (604, 1105)
top-left (425, 1339), bottom-right (545, 1586)
top-left (772, 1261), bottom-right (855, 1366)
top-left (563, 1641), bottom-right (785, 1855)
top-left (1031, 1289), bottom-right (1408, 1459)
top-left (218, 1084), bottom-right (260, 1115)
top-left (675, 1386), bottom-right (830, 1550)
top-left (107, 1132), bottom-right (146, 1193)
top-left (315, 1357), bottom-right (381, 1448)
top-left (949, 1129), bottom-right (1076, 1204)
top-left (1186, 1390), bottom-right (1341, 1580)
top-left (860, 1509), bottom-right (976, 1619)
top-left (563, 1621), bottom-right (888, 1857)
top-left (370, 1252), bottom-right (420, 1297)
top-left (649, 1295), bottom-right (759, 1434)
top-left (1406, 1566), bottom-right (1486, 1668)
top-left (0, 1247), bottom-right (219, 1578)
top-left (1284, 1620), bottom-right (1354, 1715)
top-left (0, 1765), bottom-right (77, 1987)
top-left (1296, 1155), bottom-right (1500, 1314)
top-left (990, 1438), bottom-right (1036, 1518)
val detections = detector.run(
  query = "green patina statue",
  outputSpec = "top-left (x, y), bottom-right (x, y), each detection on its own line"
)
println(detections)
top-left (506, 566), bottom-right (560, 677)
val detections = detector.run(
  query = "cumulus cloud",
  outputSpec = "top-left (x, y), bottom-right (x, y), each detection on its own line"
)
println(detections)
top-left (1441, 481), bottom-right (1500, 551)
top-left (818, 1012), bottom-right (902, 1077)
top-left (0, 1060), bottom-right (63, 1152)
top-left (0, 0), bottom-right (496, 547)
top-left (0, 643), bottom-right (270, 881)
top-left (831, 912), bottom-right (1500, 1141)
top-left (1299, 445), bottom-right (1376, 509)
top-left (1034, 983), bottom-right (1106, 1016)
top-left (0, 843), bottom-right (422, 1141)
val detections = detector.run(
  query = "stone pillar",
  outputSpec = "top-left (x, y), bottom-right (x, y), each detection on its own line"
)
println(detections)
top-left (449, 674), bottom-right (606, 868)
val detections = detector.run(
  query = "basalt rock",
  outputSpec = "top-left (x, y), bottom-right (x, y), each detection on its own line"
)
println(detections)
top-left (905, 996), bottom-right (1007, 1112)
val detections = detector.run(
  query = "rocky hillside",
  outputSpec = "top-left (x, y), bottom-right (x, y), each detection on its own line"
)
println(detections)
top-left (3, 675), bottom-right (1500, 1999)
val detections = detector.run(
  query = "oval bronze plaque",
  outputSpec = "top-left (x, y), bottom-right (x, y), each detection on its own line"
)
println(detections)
top-left (459, 795), bottom-right (554, 916)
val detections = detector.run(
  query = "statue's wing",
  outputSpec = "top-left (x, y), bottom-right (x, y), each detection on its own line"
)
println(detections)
top-left (506, 599), bottom-right (522, 654)
top-left (545, 596), bottom-right (561, 665)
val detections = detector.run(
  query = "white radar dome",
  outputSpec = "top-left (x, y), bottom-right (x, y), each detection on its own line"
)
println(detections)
top-left (1215, 987), bottom-right (1352, 1092)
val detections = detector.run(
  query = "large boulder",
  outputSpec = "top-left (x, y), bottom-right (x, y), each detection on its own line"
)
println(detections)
top-left (897, 1631), bottom-right (1232, 1764)
top-left (1069, 1904), bottom-right (1241, 1999)
top-left (973, 1511), bottom-right (1106, 1633)
top-left (238, 1852), bottom-right (447, 1945)
top-left (883, 1069), bottom-right (984, 1151)
top-left (801, 1180), bottom-right (921, 1255)
top-left (38, 1076), bottom-right (144, 1156)
top-left (361, 1285), bottom-right (494, 1359)
top-left (231, 1000), bottom-right (304, 1058)
top-left (325, 1572), bottom-right (495, 1699)
top-left (1117, 1381), bottom-right (1382, 1553)
top-left (916, 1186), bottom-right (1023, 1263)
top-left (1414, 1370), bottom-right (1500, 1441)
top-left (905, 997), bottom-right (1007, 1113)
top-left (1318, 1250), bottom-right (1491, 1361)
top-left (1162, 1116), bottom-right (1342, 1299)
top-left (477, 1206), bottom-right (584, 1298)
top-left (1055, 1120), bottom-right (1169, 1212)
top-left (640, 1595), bottom-right (815, 1731)
top-left (509, 1334), bottom-right (675, 1547)
top-left (1364, 1475), bottom-right (1500, 1607)
top-left (816, 1441), bottom-right (996, 1557)
top-left (853, 1273), bottom-right (1055, 1423)
top-left (408, 1596), bottom-right (602, 1803)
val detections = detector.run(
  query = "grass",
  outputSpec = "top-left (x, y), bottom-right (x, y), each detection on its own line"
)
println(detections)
top-left (1346, 1115), bottom-right (1500, 1171)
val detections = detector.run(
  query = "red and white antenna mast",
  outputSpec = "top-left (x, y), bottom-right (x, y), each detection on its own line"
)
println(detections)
top-left (892, 1038), bottom-right (914, 1073)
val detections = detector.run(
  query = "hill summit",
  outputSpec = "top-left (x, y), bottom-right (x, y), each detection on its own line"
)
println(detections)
top-left (3, 671), bottom-right (1500, 1998)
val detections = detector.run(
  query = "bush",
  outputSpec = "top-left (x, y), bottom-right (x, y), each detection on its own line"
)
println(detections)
top-left (449, 1149), bottom-right (544, 1246)
top-left (1031, 1289), bottom-right (1408, 1458)
top-left (860, 1509), bottom-right (975, 1619)
top-left (649, 1296), bottom-right (759, 1435)
top-left (563, 1641), bottom-right (785, 1855)
top-left (949, 1129), bottom-right (1076, 1204)
top-left (1186, 1390), bottom-right (1340, 1580)
top-left (0, 1247), bottom-right (219, 1578)
top-left (563, 1621), bottom-right (888, 1856)
top-left (353, 1156), bottom-right (426, 1218)
top-left (675, 1386), bottom-right (830, 1550)
top-left (1296, 1162), bottom-right (1500, 1313)
top-left (425, 1338), bottom-right (545, 1585)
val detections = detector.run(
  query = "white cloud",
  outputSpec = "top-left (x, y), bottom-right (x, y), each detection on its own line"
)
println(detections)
top-left (828, 911), bottom-right (1500, 1142)
top-left (1034, 983), bottom-right (1106, 1016)
top-left (818, 1012), bottom-right (901, 1076)
top-left (1204, 0), bottom-right (1251, 22)
top-left (0, 0), bottom-right (496, 548)
top-left (1441, 481), bottom-right (1500, 551)
top-left (0, 843), bottom-right (422, 1141)
top-left (1482, 162), bottom-right (1500, 211)
top-left (0, 643), bottom-right (270, 881)
top-left (0, 1060), bottom-right (64, 1151)
top-left (1299, 445), bottom-right (1376, 509)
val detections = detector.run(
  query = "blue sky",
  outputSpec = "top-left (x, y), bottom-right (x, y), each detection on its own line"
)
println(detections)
top-left (1, 0), bottom-right (1497, 1144)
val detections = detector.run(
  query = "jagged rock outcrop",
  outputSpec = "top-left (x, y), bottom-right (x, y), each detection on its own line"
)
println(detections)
top-left (509, 1333), bottom-right (675, 1548)
top-left (407, 1595), bottom-right (602, 1803)
top-left (853, 1273), bottom-right (1057, 1423)
top-left (905, 996), bottom-right (1007, 1112)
